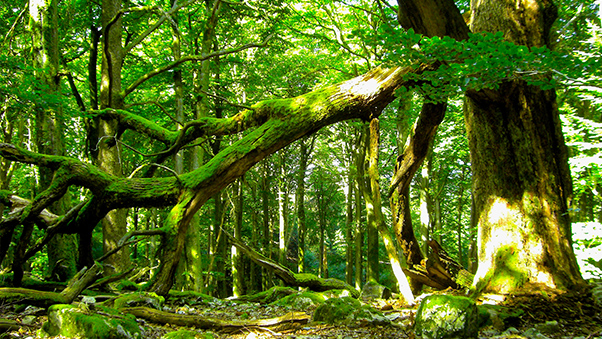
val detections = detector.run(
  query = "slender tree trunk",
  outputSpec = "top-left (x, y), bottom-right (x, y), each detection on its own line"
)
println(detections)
top-left (367, 119), bottom-right (414, 303)
top-left (418, 164), bottom-right (431, 255)
top-left (357, 125), bottom-right (379, 282)
top-left (353, 131), bottom-right (364, 290)
top-left (261, 161), bottom-right (273, 289)
top-left (345, 149), bottom-right (354, 286)
top-left (232, 177), bottom-right (244, 297)
top-left (249, 181), bottom-right (261, 292)
top-left (467, 0), bottom-right (585, 293)
top-left (278, 152), bottom-right (288, 266)
top-left (296, 138), bottom-right (311, 274)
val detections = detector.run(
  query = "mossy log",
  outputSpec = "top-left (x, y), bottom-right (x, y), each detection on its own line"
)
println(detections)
top-left (227, 232), bottom-right (360, 298)
top-left (0, 64), bottom-right (435, 295)
top-left (121, 307), bottom-right (310, 333)
top-left (0, 263), bottom-right (102, 307)
top-left (403, 240), bottom-right (474, 290)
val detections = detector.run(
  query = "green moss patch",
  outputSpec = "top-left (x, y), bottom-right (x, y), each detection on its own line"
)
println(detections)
top-left (41, 304), bottom-right (142, 339)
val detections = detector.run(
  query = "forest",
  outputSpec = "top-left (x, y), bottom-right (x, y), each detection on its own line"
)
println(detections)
top-left (0, 0), bottom-right (601, 338)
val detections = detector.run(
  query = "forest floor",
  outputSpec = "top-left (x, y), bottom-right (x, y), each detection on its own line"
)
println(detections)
top-left (0, 285), bottom-right (600, 339)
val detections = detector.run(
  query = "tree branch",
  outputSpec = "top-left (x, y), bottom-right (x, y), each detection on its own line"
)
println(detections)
top-left (123, 36), bottom-right (273, 98)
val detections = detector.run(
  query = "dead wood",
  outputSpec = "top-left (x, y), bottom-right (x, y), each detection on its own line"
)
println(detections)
top-left (0, 263), bottom-right (102, 308)
top-left (121, 307), bottom-right (310, 333)
top-left (227, 231), bottom-right (360, 298)
top-left (402, 240), bottom-right (474, 290)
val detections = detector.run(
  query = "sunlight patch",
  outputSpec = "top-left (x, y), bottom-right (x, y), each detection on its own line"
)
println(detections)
top-left (339, 78), bottom-right (381, 97)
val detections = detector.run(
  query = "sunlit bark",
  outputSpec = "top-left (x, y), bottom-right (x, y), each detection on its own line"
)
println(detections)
top-left (467, 0), bottom-right (585, 293)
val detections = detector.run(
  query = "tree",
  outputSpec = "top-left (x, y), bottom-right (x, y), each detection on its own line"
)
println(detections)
top-left (465, 0), bottom-right (586, 293)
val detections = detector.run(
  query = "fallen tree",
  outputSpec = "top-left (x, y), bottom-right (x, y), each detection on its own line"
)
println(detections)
top-left (0, 64), bottom-right (435, 295)
top-left (121, 307), bottom-right (310, 333)
top-left (0, 263), bottom-right (102, 308)
top-left (227, 231), bottom-right (360, 298)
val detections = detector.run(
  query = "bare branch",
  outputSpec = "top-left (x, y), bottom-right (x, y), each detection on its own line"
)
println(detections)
top-left (123, 0), bottom-right (200, 54)
top-left (123, 36), bottom-right (273, 98)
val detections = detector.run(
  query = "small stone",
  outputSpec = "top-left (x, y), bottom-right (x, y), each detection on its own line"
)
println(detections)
top-left (21, 315), bottom-right (36, 325)
top-left (523, 327), bottom-right (551, 339)
top-left (535, 320), bottom-right (560, 334)
top-left (82, 296), bottom-right (96, 304)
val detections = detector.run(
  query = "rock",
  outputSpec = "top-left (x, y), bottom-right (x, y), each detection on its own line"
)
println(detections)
top-left (81, 296), bottom-right (97, 304)
top-left (414, 294), bottom-right (479, 339)
top-left (270, 291), bottom-right (326, 310)
top-left (21, 315), bottom-right (36, 325)
top-left (523, 327), bottom-right (551, 339)
top-left (534, 320), bottom-right (560, 334)
top-left (360, 280), bottom-right (392, 301)
top-left (312, 297), bottom-right (389, 326)
top-left (111, 291), bottom-right (165, 310)
top-left (40, 304), bottom-right (142, 339)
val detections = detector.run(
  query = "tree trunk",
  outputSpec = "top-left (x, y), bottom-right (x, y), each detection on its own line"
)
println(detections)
top-left (261, 160), bottom-right (273, 289)
top-left (345, 145), bottom-right (354, 286)
top-left (353, 132), bottom-right (364, 290)
top-left (296, 138), bottom-right (311, 274)
top-left (467, 0), bottom-right (585, 293)
top-left (232, 177), bottom-right (244, 297)
top-left (97, 0), bottom-right (129, 276)
top-left (29, 0), bottom-right (78, 283)
top-left (367, 119), bottom-right (414, 303)
top-left (393, 0), bottom-right (468, 292)
top-left (357, 125), bottom-right (379, 282)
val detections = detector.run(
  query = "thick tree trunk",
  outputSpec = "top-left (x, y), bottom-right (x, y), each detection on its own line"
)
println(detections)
top-left (467, 0), bottom-right (585, 293)
top-left (28, 0), bottom-right (78, 284)
top-left (98, 0), bottom-right (129, 276)
top-left (393, 0), bottom-right (469, 292)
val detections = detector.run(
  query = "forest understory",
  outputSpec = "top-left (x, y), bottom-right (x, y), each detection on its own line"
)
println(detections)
top-left (0, 280), bottom-right (600, 339)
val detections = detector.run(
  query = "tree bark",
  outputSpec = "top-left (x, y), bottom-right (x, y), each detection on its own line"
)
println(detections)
top-left (0, 65), bottom-right (426, 296)
top-left (122, 307), bottom-right (309, 333)
top-left (357, 125), bottom-right (379, 282)
top-left (367, 119), bottom-right (414, 303)
top-left (467, 0), bottom-right (584, 293)
top-left (97, 0), bottom-right (129, 277)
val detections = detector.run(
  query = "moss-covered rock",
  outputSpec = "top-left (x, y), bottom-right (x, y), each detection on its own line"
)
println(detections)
top-left (40, 304), bottom-right (142, 338)
top-left (110, 291), bottom-right (165, 310)
top-left (270, 290), bottom-right (326, 309)
top-left (414, 295), bottom-right (479, 339)
top-left (312, 297), bottom-right (389, 326)
top-left (360, 280), bottom-right (392, 301)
